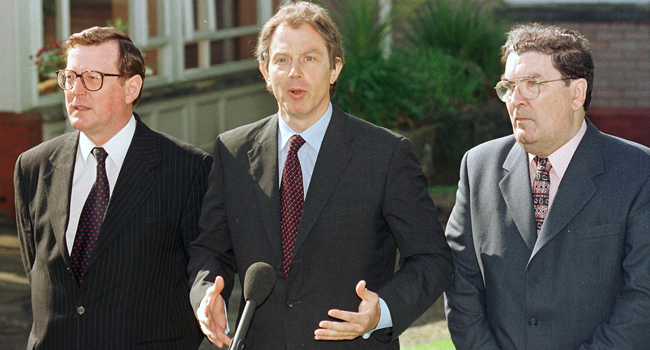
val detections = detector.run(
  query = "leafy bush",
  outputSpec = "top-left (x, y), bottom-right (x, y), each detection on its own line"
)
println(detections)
top-left (406, 0), bottom-right (505, 83)
top-left (324, 0), bottom-right (512, 184)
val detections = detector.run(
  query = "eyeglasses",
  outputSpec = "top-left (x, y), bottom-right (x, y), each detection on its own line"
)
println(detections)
top-left (495, 78), bottom-right (570, 102)
top-left (56, 70), bottom-right (122, 91)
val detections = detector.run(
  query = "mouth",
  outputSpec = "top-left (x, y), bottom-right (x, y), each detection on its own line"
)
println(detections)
top-left (71, 104), bottom-right (91, 112)
top-left (287, 88), bottom-right (306, 98)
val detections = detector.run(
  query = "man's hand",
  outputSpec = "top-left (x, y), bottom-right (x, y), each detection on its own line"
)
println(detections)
top-left (314, 280), bottom-right (381, 341)
top-left (197, 276), bottom-right (231, 348)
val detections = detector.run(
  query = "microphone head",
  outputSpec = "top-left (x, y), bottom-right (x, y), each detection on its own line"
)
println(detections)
top-left (243, 262), bottom-right (276, 304)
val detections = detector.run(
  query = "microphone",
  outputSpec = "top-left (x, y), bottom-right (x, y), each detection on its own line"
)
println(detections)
top-left (229, 262), bottom-right (276, 350)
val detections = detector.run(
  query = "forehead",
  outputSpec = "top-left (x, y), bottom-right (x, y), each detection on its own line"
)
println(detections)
top-left (268, 23), bottom-right (328, 55)
top-left (66, 41), bottom-right (119, 72)
top-left (504, 51), bottom-right (558, 80)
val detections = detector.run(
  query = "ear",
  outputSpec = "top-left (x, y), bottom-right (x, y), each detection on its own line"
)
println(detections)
top-left (329, 57), bottom-right (343, 85)
top-left (124, 75), bottom-right (143, 105)
top-left (571, 78), bottom-right (587, 112)
top-left (259, 60), bottom-right (270, 85)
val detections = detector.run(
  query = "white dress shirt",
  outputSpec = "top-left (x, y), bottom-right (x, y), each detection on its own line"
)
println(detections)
top-left (65, 116), bottom-right (137, 253)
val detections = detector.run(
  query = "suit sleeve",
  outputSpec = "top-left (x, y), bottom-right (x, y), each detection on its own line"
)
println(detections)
top-left (188, 136), bottom-right (237, 313)
top-left (579, 173), bottom-right (650, 349)
top-left (179, 153), bottom-right (213, 260)
top-left (13, 153), bottom-right (36, 281)
top-left (377, 137), bottom-right (454, 338)
top-left (444, 152), bottom-right (501, 349)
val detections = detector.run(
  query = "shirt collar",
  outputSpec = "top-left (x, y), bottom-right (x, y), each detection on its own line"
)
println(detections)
top-left (278, 102), bottom-right (332, 152)
top-left (78, 115), bottom-right (137, 167)
top-left (528, 119), bottom-right (587, 178)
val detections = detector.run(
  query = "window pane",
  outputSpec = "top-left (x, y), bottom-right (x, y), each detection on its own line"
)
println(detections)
top-left (148, 0), bottom-right (160, 37)
top-left (236, 35), bottom-right (256, 61)
top-left (185, 43), bottom-right (199, 69)
top-left (236, 0), bottom-right (257, 27)
top-left (143, 49), bottom-right (160, 77)
top-left (70, 0), bottom-right (130, 35)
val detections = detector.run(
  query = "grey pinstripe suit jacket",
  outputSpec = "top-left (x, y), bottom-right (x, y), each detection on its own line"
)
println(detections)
top-left (14, 116), bottom-right (212, 349)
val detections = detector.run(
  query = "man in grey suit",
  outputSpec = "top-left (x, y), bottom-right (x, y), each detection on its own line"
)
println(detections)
top-left (445, 23), bottom-right (650, 349)
top-left (14, 27), bottom-right (211, 349)
top-left (188, 2), bottom-right (453, 349)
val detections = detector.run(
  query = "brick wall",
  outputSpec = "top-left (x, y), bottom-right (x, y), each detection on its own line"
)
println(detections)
top-left (555, 21), bottom-right (650, 111)
top-left (0, 113), bottom-right (42, 220)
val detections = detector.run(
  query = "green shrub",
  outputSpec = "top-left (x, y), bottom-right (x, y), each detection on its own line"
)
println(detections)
top-left (406, 0), bottom-right (505, 83)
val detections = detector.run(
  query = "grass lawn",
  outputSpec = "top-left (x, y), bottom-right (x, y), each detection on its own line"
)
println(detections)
top-left (404, 338), bottom-right (455, 350)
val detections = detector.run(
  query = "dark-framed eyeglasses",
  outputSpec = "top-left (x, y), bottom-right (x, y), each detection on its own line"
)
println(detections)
top-left (495, 78), bottom-right (570, 102)
top-left (56, 70), bottom-right (123, 92)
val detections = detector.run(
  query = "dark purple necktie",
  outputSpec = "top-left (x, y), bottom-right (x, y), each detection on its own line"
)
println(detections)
top-left (280, 135), bottom-right (306, 276)
top-left (70, 147), bottom-right (110, 286)
top-left (532, 156), bottom-right (552, 235)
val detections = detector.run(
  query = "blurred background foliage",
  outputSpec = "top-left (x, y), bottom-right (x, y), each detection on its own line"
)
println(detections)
top-left (321, 0), bottom-right (513, 185)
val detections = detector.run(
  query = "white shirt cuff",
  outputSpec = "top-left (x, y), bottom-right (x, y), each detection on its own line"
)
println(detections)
top-left (362, 297), bottom-right (392, 339)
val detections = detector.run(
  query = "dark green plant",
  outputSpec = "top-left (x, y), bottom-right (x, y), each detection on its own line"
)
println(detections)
top-left (326, 0), bottom-right (422, 127)
top-left (406, 0), bottom-right (505, 83)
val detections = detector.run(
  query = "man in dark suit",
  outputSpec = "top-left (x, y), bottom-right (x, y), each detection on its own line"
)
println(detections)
top-left (14, 27), bottom-right (211, 349)
top-left (188, 2), bottom-right (453, 349)
top-left (445, 23), bottom-right (650, 349)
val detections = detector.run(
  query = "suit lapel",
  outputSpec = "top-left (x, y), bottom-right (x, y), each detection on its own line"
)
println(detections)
top-left (45, 132), bottom-right (79, 266)
top-left (499, 143), bottom-right (537, 251)
top-left (248, 115), bottom-right (284, 265)
top-left (530, 122), bottom-right (602, 261)
top-left (292, 107), bottom-right (353, 257)
top-left (88, 119), bottom-right (160, 265)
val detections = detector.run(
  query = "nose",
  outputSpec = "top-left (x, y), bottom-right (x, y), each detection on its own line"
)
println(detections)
top-left (509, 83), bottom-right (527, 105)
top-left (288, 61), bottom-right (303, 78)
top-left (69, 75), bottom-right (88, 95)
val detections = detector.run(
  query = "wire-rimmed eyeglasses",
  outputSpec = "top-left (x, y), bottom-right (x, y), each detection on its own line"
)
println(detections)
top-left (56, 70), bottom-right (122, 92)
top-left (495, 78), bottom-right (570, 102)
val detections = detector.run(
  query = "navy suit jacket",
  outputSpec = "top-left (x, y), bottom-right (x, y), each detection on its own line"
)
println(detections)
top-left (189, 105), bottom-right (454, 349)
top-left (445, 120), bottom-right (650, 349)
top-left (14, 117), bottom-right (212, 349)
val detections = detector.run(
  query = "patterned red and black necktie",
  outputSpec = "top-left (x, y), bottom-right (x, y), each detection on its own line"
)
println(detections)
top-left (70, 147), bottom-right (110, 286)
top-left (532, 156), bottom-right (552, 235)
top-left (280, 135), bottom-right (306, 276)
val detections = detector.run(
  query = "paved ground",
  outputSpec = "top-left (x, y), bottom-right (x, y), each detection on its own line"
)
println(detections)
top-left (0, 220), bottom-right (450, 349)
top-left (0, 222), bottom-right (31, 350)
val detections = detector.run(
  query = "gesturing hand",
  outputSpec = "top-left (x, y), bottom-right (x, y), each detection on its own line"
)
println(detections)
top-left (314, 280), bottom-right (381, 341)
top-left (197, 276), bottom-right (231, 348)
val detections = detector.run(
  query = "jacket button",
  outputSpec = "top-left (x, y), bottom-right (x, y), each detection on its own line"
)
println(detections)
top-left (286, 301), bottom-right (294, 308)
top-left (77, 306), bottom-right (85, 315)
top-left (528, 318), bottom-right (538, 327)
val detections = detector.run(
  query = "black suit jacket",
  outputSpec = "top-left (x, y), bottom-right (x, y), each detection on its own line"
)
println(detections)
top-left (14, 117), bottom-right (212, 349)
top-left (188, 106), bottom-right (454, 349)
top-left (445, 120), bottom-right (650, 349)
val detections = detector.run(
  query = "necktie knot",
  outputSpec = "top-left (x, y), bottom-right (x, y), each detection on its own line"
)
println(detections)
top-left (288, 135), bottom-right (306, 155)
top-left (535, 156), bottom-right (551, 173)
top-left (93, 147), bottom-right (108, 164)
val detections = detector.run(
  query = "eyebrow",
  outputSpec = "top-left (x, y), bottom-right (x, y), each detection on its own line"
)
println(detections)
top-left (501, 73), bottom-right (542, 82)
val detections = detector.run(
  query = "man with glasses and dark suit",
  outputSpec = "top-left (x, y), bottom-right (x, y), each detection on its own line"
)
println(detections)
top-left (14, 26), bottom-right (211, 349)
top-left (445, 23), bottom-right (650, 349)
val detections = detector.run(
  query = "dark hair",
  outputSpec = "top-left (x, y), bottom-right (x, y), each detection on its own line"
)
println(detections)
top-left (65, 26), bottom-right (146, 106)
top-left (501, 23), bottom-right (594, 111)
top-left (256, 1), bottom-right (344, 95)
